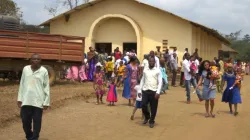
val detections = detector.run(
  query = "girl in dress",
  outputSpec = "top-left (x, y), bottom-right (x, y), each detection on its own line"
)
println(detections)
top-left (93, 63), bottom-right (105, 105)
top-left (106, 77), bottom-right (118, 106)
top-left (222, 63), bottom-right (242, 116)
top-left (197, 60), bottom-right (218, 118)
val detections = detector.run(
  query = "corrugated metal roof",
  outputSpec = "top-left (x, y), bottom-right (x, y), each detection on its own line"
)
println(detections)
top-left (39, 0), bottom-right (230, 45)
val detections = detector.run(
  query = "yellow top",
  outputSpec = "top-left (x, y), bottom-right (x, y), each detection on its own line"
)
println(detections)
top-left (106, 61), bottom-right (114, 72)
top-left (117, 65), bottom-right (126, 76)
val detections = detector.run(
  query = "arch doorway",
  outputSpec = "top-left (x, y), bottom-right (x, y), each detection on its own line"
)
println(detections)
top-left (88, 14), bottom-right (142, 58)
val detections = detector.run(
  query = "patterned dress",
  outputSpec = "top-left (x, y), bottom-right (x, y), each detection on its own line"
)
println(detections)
top-left (122, 64), bottom-right (138, 100)
top-left (95, 72), bottom-right (105, 95)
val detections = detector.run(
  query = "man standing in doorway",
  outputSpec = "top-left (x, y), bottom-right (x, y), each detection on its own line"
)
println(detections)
top-left (18, 53), bottom-right (50, 140)
top-left (182, 53), bottom-right (202, 104)
top-left (114, 47), bottom-right (122, 61)
top-left (139, 56), bottom-right (162, 128)
top-left (170, 53), bottom-right (178, 87)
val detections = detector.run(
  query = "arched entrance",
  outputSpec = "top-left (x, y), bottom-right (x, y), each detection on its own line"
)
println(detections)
top-left (88, 14), bottom-right (142, 59)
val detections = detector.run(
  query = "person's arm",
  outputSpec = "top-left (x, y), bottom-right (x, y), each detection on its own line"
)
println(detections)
top-left (42, 71), bottom-right (50, 110)
top-left (197, 75), bottom-right (204, 88)
top-left (138, 71), bottom-right (145, 94)
top-left (156, 70), bottom-right (163, 94)
top-left (17, 68), bottom-right (25, 108)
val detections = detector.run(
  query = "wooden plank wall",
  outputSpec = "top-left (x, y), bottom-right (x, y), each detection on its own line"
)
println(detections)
top-left (0, 30), bottom-right (85, 62)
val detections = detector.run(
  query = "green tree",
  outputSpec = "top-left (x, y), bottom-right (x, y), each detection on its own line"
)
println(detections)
top-left (225, 31), bottom-right (250, 61)
top-left (0, 0), bottom-right (22, 18)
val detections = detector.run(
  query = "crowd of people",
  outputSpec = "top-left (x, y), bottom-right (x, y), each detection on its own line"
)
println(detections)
top-left (64, 46), bottom-right (245, 125)
top-left (16, 46), bottom-right (246, 139)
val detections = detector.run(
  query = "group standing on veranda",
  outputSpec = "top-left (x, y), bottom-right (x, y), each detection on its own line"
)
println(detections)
top-left (17, 46), bottom-right (245, 139)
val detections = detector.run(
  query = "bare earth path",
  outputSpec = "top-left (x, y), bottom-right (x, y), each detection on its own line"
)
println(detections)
top-left (1, 77), bottom-right (250, 140)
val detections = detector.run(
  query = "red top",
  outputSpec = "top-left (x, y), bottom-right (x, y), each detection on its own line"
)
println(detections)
top-left (115, 51), bottom-right (122, 60)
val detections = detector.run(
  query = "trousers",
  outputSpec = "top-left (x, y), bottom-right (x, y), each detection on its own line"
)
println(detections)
top-left (142, 90), bottom-right (159, 124)
top-left (21, 106), bottom-right (43, 140)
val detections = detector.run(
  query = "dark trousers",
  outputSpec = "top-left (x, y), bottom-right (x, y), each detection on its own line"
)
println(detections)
top-left (142, 90), bottom-right (159, 124)
top-left (21, 106), bottom-right (43, 140)
top-left (172, 70), bottom-right (177, 86)
top-left (180, 72), bottom-right (184, 86)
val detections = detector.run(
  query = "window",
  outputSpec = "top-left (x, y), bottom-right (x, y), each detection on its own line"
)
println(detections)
top-left (162, 40), bottom-right (168, 51)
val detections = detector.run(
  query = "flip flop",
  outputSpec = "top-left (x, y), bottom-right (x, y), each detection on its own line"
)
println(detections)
top-left (210, 112), bottom-right (216, 118)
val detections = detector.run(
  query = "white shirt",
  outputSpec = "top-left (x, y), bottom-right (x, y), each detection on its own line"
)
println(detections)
top-left (115, 59), bottom-right (125, 68)
top-left (18, 66), bottom-right (50, 108)
top-left (124, 56), bottom-right (130, 63)
top-left (169, 50), bottom-right (178, 60)
top-left (134, 85), bottom-right (142, 101)
top-left (139, 67), bottom-right (162, 94)
top-left (154, 56), bottom-right (160, 69)
top-left (141, 59), bottom-right (149, 70)
top-left (170, 57), bottom-right (178, 70)
top-left (183, 59), bottom-right (192, 80)
top-left (194, 59), bottom-right (199, 73)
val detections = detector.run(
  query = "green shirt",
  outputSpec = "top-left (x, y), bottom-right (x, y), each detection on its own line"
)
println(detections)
top-left (18, 65), bottom-right (50, 108)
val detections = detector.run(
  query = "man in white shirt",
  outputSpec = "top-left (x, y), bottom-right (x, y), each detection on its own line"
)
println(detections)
top-left (149, 51), bottom-right (160, 69)
top-left (138, 56), bottom-right (162, 128)
top-left (169, 47), bottom-right (178, 61)
top-left (194, 56), bottom-right (200, 82)
top-left (18, 53), bottom-right (50, 140)
top-left (182, 53), bottom-right (202, 104)
top-left (141, 54), bottom-right (149, 70)
top-left (170, 53), bottom-right (178, 87)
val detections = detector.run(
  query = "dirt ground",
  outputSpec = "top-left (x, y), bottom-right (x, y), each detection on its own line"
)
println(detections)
top-left (0, 81), bottom-right (95, 127)
top-left (0, 77), bottom-right (250, 140)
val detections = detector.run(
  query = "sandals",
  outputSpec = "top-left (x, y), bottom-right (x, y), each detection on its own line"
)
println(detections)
top-left (210, 112), bottom-right (216, 118)
top-left (205, 114), bottom-right (210, 118)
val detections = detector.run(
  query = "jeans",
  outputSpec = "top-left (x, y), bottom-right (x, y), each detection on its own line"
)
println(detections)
top-left (142, 90), bottom-right (159, 124)
top-left (21, 106), bottom-right (43, 140)
top-left (185, 78), bottom-right (201, 101)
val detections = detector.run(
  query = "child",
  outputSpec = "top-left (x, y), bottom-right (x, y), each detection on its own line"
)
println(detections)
top-left (106, 77), bottom-right (118, 106)
top-left (229, 69), bottom-right (244, 90)
top-left (106, 57), bottom-right (114, 81)
top-left (216, 67), bottom-right (223, 93)
top-left (79, 60), bottom-right (88, 82)
top-left (222, 63), bottom-right (242, 116)
top-left (160, 58), bottom-right (168, 94)
top-left (116, 61), bottom-right (126, 83)
top-left (207, 62), bottom-right (219, 89)
top-left (130, 81), bottom-right (143, 120)
top-left (93, 63), bottom-right (105, 105)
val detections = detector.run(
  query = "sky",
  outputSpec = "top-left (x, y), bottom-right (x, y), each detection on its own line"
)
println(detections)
top-left (13, 0), bottom-right (250, 36)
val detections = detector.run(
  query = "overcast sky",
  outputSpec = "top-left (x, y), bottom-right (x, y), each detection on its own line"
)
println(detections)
top-left (13, 0), bottom-right (250, 36)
